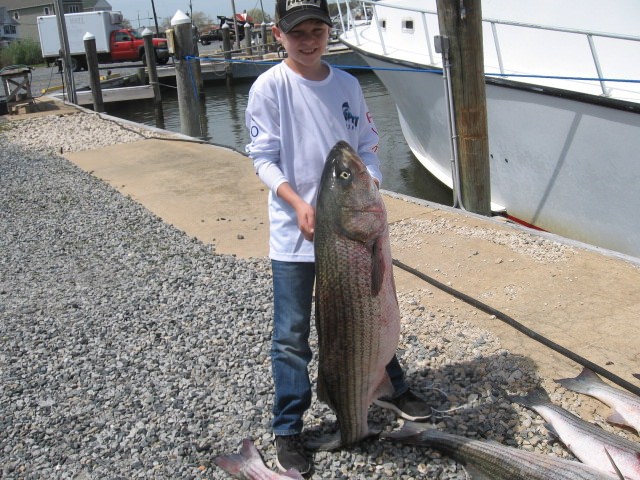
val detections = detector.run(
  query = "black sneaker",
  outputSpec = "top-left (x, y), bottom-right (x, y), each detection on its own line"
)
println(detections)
top-left (275, 434), bottom-right (311, 475)
top-left (374, 389), bottom-right (431, 421)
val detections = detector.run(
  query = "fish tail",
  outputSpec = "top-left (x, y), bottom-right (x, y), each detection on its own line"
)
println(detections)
top-left (509, 387), bottom-right (552, 409)
top-left (633, 373), bottom-right (639, 381)
top-left (554, 367), bottom-right (602, 393)
top-left (213, 438), bottom-right (259, 475)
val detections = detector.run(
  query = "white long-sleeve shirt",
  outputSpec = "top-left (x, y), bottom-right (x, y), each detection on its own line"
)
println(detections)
top-left (245, 61), bottom-right (382, 262)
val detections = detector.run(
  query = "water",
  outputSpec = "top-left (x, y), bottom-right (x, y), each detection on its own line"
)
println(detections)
top-left (108, 72), bottom-right (453, 205)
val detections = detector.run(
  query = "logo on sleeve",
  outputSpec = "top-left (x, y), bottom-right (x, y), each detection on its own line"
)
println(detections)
top-left (342, 102), bottom-right (359, 130)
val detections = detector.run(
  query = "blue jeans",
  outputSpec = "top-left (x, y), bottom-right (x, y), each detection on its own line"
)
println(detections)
top-left (270, 260), bottom-right (408, 435)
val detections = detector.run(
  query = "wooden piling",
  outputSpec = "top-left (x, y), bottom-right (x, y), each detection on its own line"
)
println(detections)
top-left (142, 28), bottom-right (162, 107)
top-left (53, 0), bottom-right (77, 104)
top-left (222, 24), bottom-right (233, 86)
top-left (436, 0), bottom-right (491, 215)
top-left (83, 33), bottom-right (104, 113)
top-left (142, 28), bottom-right (164, 129)
top-left (261, 23), bottom-right (268, 54)
top-left (171, 10), bottom-right (203, 138)
top-left (244, 23), bottom-right (252, 56)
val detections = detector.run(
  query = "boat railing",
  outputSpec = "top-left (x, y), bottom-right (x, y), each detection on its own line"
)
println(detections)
top-left (335, 0), bottom-right (640, 97)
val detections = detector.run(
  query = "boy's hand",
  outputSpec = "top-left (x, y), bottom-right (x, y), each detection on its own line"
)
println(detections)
top-left (296, 202), bottom-right (315, 241)
top-left (275, 181), bottom-right (315, 241)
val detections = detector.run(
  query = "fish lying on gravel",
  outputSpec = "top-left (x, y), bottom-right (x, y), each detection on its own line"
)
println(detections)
top-left (510, 388), bottom-right (640, 480)
top-left (383, 422), bottom-right (618, 479)
top-left (214, 438), bottom-right (304, 479)
top-left (311, 141), bottom-right (400, 450)
top-left (555, 368), bottom-right (640, 435)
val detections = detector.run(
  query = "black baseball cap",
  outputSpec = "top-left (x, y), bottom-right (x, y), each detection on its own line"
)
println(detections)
top-left (276, 0), bottom-right (332, 33)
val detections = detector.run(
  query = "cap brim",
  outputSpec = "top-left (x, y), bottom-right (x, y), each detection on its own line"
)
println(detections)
top-left (278, 11), bottom-right (332, 33)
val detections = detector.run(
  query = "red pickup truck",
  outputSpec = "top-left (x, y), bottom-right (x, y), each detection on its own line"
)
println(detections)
top-left (38, 11), bottom-right (170, 71)
top-left (106, 28), bottom-right (170, 66)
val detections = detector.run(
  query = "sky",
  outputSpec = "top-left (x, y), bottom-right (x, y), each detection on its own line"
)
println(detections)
top-left (107, 0), bottom-right (277, 28)
top-left (107, 0), bottom-right (640, 34)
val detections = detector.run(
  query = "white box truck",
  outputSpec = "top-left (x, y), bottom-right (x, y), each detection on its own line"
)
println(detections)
top-left (37, 11), bottom-right (169, 72)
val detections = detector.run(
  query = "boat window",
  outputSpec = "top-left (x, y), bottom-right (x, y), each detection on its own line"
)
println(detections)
top-left (402, 18), bottom-right (415, 33)
top-left (379, 19), bottom-right (386, 31)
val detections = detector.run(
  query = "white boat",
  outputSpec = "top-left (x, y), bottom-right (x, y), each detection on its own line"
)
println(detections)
top-left (338, 0), bottom-right (640, 259)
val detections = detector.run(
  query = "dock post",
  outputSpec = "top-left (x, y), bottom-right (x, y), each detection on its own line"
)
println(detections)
top-left (83, 32), bottom-right (104, 113)
top-left (191, 23), bottom-right (205, 101)
top-left (244, 23), bottom-right (252, 56)
top-left (222, 23), bottom-right (233, 86)
top-left (142, 28), bottom-right (162, 106)
top-left (261, 23), bottom-right (268, 54)
top-left (53, 0), bottom-right (77, 104)
top-left (436, 0), bottom-right (491, 216)
top-left (171, 10), bottom-right (203, 138)
top-left (142, 28), bottom-right (164, 128)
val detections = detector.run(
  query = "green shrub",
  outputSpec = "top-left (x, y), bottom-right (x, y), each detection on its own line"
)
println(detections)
top-left (0, 39), bottom-right (44, 68)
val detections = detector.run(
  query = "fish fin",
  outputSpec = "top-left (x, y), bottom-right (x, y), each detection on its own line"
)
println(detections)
top-left (603, 447), bottom-right (625, 480)
top-left (554, 367), bottom-right (602, 393)
top-left (382, 420), bottom-right (434, 443)
top-left (606, 411), bottom-right (632, 429)
top-left (463, 465), bottom-right (493, 480)
top-left (543, 422), bottom-right (560, 439)
top-left (213, 438), bottom-right (260, 475)
top-left (370, 235), bottom-right (385, 297)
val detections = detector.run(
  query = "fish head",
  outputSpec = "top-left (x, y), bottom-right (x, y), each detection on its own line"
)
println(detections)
top-left (317, 141), bottom-right (387, 244)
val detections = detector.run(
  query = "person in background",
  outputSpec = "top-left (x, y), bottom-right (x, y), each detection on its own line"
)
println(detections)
top-left (244, 0), bottom-right (431, 473)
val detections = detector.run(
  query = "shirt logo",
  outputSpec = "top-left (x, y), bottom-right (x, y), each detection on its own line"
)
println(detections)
top-left (342, 102), bottom-right (359, 130)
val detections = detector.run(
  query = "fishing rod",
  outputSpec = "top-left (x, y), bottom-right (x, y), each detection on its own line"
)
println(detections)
top-left (392, 258), bottom-right (640, 398)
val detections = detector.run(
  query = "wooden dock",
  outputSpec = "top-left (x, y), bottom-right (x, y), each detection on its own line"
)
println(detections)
top-left (37, 47), bottom-right (367, 106)
top-left (52, 85), bottom-right (155, 105)
top-left (155, 46), bottom-right (367, 83)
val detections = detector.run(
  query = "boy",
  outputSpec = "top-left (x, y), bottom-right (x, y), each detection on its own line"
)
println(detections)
top-left (244, 0), bottom-right (430, 473)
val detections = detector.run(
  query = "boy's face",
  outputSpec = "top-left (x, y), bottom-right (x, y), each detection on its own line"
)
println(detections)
top-left (273, 19), bottom-right (330, 69)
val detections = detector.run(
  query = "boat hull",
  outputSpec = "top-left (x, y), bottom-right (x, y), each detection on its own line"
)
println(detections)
top-left (342, 46), bottom-right (640, 259)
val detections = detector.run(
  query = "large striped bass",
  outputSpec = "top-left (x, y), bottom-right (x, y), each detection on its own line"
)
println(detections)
top-left (312, 141), bottom-right (399, 450)
top-left (384, 422), bottom-right (618, 479)
top-left (556, 368), bottom-right (640, 435)
top-left (511, 388), bottom-right (640, 480)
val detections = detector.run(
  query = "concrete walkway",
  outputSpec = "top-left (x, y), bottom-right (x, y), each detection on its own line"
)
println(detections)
top-left (9, 99), bottom-right (640, 395)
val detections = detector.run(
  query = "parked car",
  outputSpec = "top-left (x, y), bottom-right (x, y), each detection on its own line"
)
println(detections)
top-left (199, 26), bottom-right (222, 45)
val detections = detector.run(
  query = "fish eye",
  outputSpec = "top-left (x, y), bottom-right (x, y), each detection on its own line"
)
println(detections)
top-left (339, 171), bottom-right (351, 180)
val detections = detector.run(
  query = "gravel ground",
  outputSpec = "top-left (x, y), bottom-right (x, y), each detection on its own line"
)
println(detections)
top-left (1, 111), bottom-right (636, 479)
